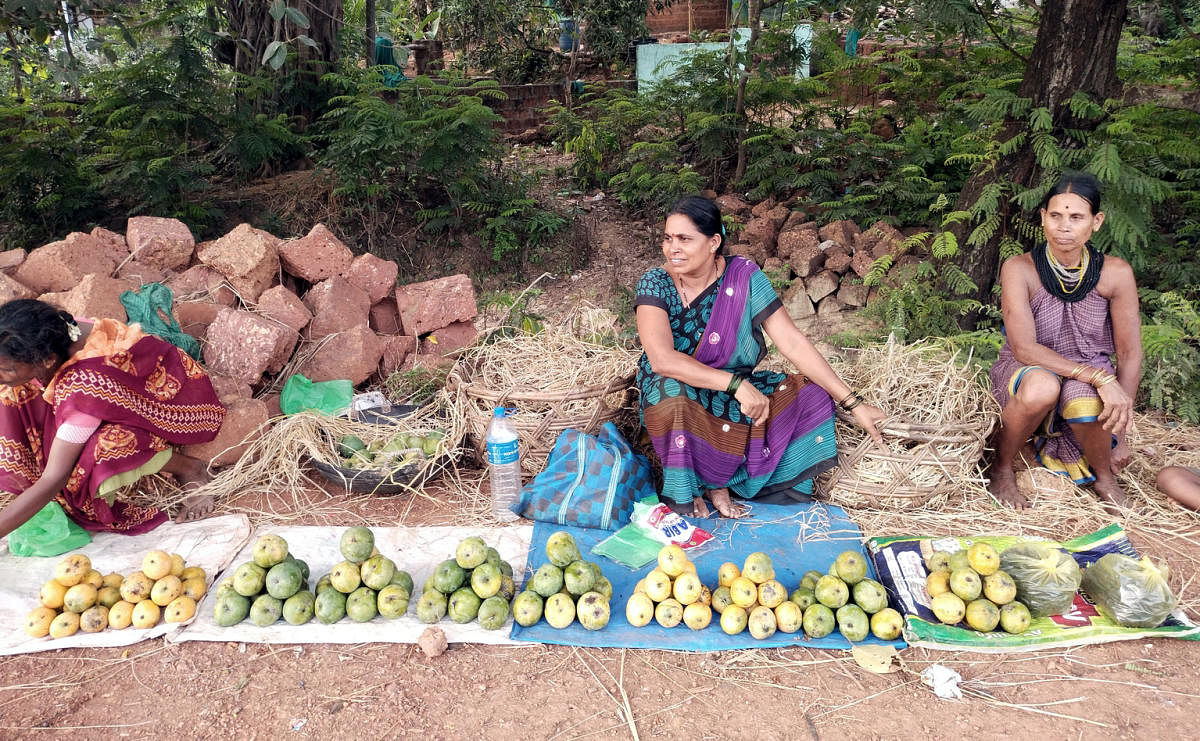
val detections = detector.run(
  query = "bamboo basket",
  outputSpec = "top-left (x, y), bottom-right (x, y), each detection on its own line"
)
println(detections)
top-left (819, 411), bottom-right (996, 510)
top-left (447, 361), bottom-right (637, 477)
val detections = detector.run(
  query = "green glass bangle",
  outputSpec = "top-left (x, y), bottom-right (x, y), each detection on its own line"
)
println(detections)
top-left (727, 374), bottom-right (743, 394)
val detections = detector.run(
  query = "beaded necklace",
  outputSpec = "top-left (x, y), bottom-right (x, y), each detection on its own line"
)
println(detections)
top-left (1032, 242), bottom-right (1104, 303)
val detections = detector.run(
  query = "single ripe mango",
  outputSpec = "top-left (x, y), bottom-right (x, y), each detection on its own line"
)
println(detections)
top-left (965, 598), bottom-right (1000, 632)
top-left (930, 592), bottom-right (966, 625)
top-left (720, 604), bottom-right (748, 635)
top-left (729, 576), bottom-right (758, 609)
top-left (151, 575), bottom-right (184, 606)
top-left (925, 570), bottom-right (951, 598)
top-left (924, 551), bottom-right (952, 573)
top-left (657, 544), bottom-right (688, 578)
top-left (870, 607), bottom-right (904, 640)
top-left (62, 584), bottom-right (98, 614)
top-left (966, 543), bottom-right (1000, 576)
top-left (774, 600), bottom-right (803, 634)
top-left (757, 579), bottom-right (787, 609)
top-left (181, 577), bottom-right (208, 601)
top-left (717, 562), bottom-right (741, 588)
top-left (643, 569), bottom-right (673, 603)
top-left (654, 598), bottom-right (683, 628)
top-left (625, 592), bottom-right (655, 628)
top-left (131, 599), bottom-right (161, 629)
top-left (672, 572), bottom-right (703, 605)
top-left (49, 611), bottom-right (81, 638)
top-left (25, 606), bottom-right (57, 637)
top-left (79, 605), bottom-right (109, 633)
top-left (682, 602), bottom-right (712, 630)
top-left (54, 554), bottom-right (92, 587)
top-left (108, 601), bottom-right (134, 629)
top-left (982, 570), bottom-right (1017, 605)
top-left (119, 571), bottom-right (154, 603)
top-left (710, 586), bottom-right (733, 614)
top-left (164, 596), bottom-right (197, 623)
top-left (40, 579), bottom-right (68, 610)
top-left (142, 550), bottom-right (172, 580)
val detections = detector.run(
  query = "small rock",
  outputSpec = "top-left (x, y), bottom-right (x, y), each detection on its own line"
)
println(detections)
top-left (418, 626), bottom-right (448, 657)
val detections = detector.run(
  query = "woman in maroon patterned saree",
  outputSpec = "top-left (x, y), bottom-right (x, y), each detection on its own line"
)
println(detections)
top-left (0, 300), bottom-right (226, 537)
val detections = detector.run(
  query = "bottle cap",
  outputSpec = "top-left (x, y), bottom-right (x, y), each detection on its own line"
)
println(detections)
top-left (493, 407), bottom-right (504, 417)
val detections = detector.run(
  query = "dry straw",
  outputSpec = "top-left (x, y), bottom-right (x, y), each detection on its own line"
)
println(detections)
top-left (114, 399), bottom-right (471, 522)
top-left (814, 336), bottom-right (1000, 511)
top-left (448, 303), bottom-right (640, 475)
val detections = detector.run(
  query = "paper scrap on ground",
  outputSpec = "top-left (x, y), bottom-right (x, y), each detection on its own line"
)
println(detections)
top-left (0, 514), bottom-right (252, 656)
top-left (173, 524), bottom-right (532, 646)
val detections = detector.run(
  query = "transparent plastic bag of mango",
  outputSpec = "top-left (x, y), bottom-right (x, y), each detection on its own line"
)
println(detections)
top-left (1082, 554), bottom-right (1177, 628)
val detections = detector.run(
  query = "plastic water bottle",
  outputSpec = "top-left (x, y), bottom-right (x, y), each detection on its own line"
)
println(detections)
top-left (486, 407), bottom-right (521, 521)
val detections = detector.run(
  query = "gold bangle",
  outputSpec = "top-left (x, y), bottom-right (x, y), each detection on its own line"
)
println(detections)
top-left (1069, 365), bottom-right (1086, 379)
top-left (1095, 373), bottom-right (1116, 387)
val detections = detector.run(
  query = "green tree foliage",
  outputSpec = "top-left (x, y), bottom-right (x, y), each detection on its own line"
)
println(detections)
top-left (315, 67), bottom-right (567, 263)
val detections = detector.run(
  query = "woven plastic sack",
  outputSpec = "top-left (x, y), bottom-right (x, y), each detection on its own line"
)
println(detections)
top-left (999, 542), bottom-right (1082, 617)
top-left (280, 374), bottom-right (354, 416)
top-left (1081, 554), bottom-right (1177, 628)
top-left (8, 502), bottom-right (92, 557)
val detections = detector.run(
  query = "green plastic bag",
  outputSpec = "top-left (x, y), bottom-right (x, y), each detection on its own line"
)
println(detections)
top-left (9, 502), bottom-right (92, 557)
top-left (279, 374), bottom-right (354, 416)
top-left (120, 283), bottom-right (202, 360)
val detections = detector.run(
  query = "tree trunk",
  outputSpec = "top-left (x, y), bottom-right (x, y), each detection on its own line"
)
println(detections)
top-left (365, 0), bottom-right (376, 66)
top-left (223, 0), bottom-right (342, 77)
top-left (949, 0), bottom-right (1128, 326)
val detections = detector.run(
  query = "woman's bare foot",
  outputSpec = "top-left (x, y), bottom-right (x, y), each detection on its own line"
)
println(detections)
top-left (175, 490), bottom-right (216, 522)
top-left (988, 465), bottom-right (1030, 510)
top-left (162, 451), bottom-right (216, 522)
top-left (700, 488), bottom-right (748, 519)
top-left (1092, 476), bottom-right (1130, 512)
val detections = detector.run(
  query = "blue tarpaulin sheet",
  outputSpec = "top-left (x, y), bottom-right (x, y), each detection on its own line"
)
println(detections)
top-left (510, 502), bottom-right (907, 651)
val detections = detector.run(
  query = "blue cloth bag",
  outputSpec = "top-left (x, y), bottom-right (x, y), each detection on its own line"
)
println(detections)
top-left (515, 422), bottom-right (655, 531)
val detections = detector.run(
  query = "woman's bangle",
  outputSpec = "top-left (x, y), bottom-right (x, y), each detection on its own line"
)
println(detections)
top-left (1094, 373), bottom-right (1117, 387)
top-left (727, 374), bottom-right (744, 394)
top-left (839, 391), bottom-right (864, 411)
top-left (1070, 365), bottom-right (1086, 379)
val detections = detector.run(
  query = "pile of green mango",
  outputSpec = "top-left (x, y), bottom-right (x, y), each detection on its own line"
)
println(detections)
top-left (337, 430), bottom-right (446, 471)
top-left (212, 527), bottom-right (414, 627)
top-left (415, 536), bottom-right (516, 630)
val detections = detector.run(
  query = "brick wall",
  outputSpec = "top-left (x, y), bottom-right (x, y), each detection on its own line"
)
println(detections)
top-left (489, 80), bottom-right (637, 133)
top-left (646, 0), bottom-right (728, 34)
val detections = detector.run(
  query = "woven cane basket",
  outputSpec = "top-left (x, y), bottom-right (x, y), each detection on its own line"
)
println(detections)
top-left (447, 361), bottom-right (637, 477)
top-left (818, 411), bottom-right (996, 510)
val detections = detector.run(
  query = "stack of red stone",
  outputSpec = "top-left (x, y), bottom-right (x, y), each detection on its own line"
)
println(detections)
top-left (713, 194), bottom-right (920, 320)
top-left (0, 218), bottom-right (478, 464)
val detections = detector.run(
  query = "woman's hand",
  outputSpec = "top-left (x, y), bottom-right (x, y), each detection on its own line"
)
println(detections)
top-left (733, 381), bottom-right (769, 427)
top-left (850, 403), bottom-right (887, 445)
top-left (1096, 381), bottom-right (1134, 437)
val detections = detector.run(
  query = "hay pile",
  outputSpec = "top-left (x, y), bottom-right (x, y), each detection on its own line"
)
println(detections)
top-left (448, 304), bottom-right (640, 475)
top-left (117, 400), bottom-right (468, 519)
top-left (815, 337), bottom-right (1000, 511)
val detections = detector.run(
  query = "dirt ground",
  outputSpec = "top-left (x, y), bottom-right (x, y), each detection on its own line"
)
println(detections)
top-left (1, 155), bottom-right (1197, 738)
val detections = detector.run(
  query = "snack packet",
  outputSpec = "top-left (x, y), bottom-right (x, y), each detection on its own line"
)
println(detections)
top-left (592, 500), bottom-right (713, 569)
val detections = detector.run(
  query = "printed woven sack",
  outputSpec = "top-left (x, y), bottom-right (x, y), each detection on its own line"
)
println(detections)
top-left (515, 422), bottom-right (654, 531)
